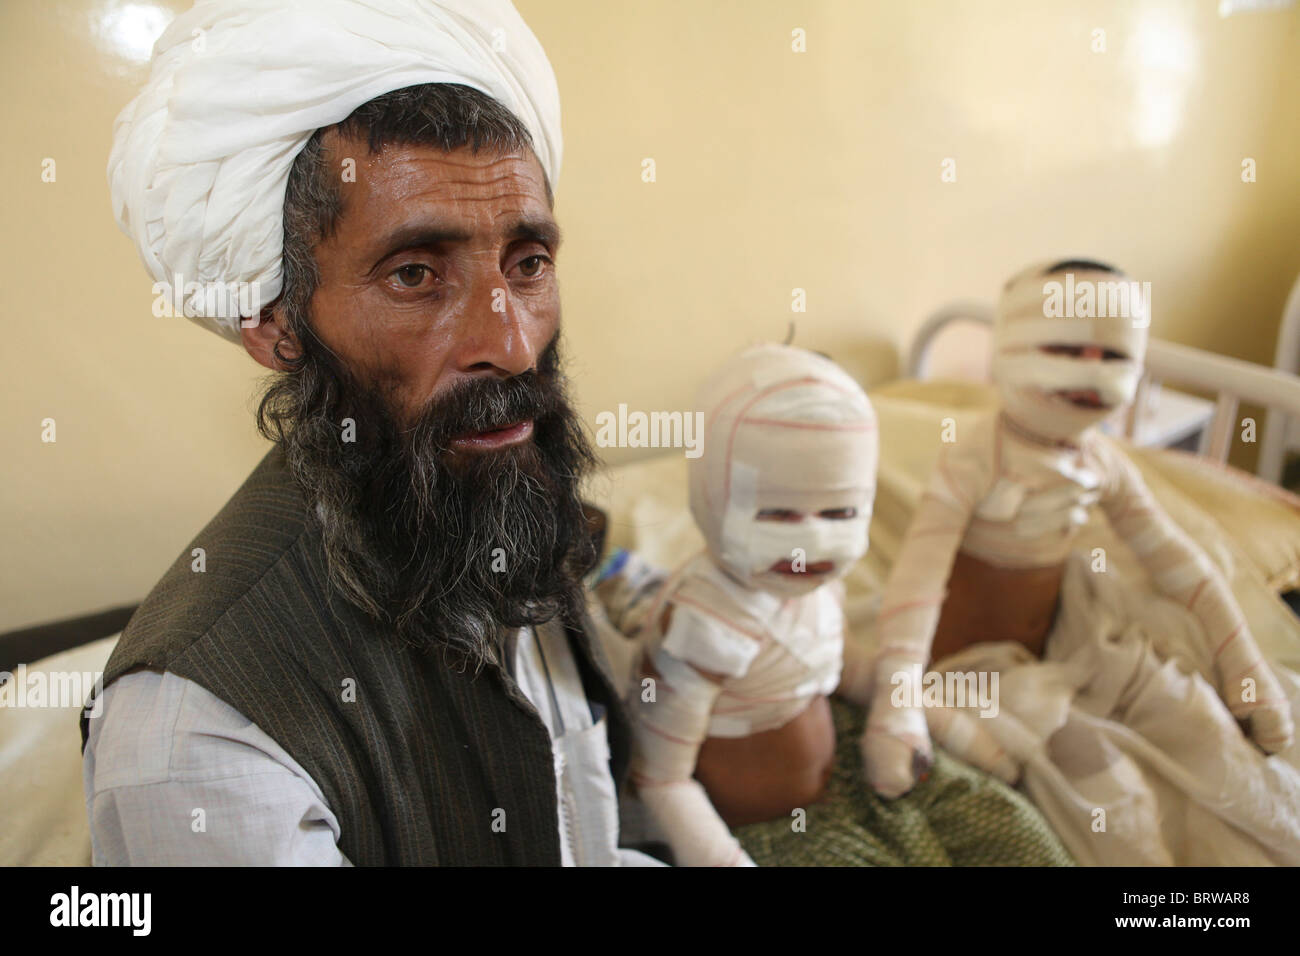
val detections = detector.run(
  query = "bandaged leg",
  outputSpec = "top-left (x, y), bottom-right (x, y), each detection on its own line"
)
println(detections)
top-left (629, 647), bottom-right (755, 867)
top-left (926, 704), bottom-right (1021, 785)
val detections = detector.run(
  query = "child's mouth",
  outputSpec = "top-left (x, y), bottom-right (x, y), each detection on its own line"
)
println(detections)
top-left (1057, 389), bottom-right (1108, 409)
top-left (768, 559), bottom-right (835, 576)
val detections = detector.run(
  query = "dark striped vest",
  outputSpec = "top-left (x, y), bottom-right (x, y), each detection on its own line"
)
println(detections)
top-left (80, 447), bottom-right (631, 865)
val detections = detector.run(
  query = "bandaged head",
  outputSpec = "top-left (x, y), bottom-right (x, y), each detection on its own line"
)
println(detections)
top-left (689, 344), bottom-right (878, 599)
top-left (993, 259), bottom-right (1150, 442)
top-left (109, 0), bottom-right (561, 342)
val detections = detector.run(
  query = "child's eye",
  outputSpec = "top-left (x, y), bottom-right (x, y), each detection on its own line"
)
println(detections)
top-left (818, 507), bottom-right (857, 520)
top-left (755, 509), bottom-right (802, 522)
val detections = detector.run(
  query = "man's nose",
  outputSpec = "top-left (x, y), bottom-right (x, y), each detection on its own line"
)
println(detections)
top-left (452, 279), bottom-right (540, 378)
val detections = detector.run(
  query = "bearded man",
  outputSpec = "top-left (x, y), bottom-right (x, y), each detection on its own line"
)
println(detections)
top-left (80, 0), bottom-right (654, 866)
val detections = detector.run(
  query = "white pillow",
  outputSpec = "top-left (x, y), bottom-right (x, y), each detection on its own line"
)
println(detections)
top-left (0, 634), bottom-right (119, 866)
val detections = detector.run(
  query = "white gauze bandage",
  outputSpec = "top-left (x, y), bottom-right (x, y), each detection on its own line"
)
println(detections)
top-left (632, 646), bottom-right (724, 783)
top-left (720, 461), bottom-right (870, 589)
top-left (109, 0), bottom-right (561, 342)
top-left (692, 344), bottom-right (879, 599)
top-left (993, 262), bottom-right (1150, 442)
top-left (630, 644), bottom-right (754, 866)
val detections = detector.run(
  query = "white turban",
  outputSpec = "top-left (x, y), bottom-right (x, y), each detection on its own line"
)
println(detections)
top-left (109, 0), bottom-right (562, 342)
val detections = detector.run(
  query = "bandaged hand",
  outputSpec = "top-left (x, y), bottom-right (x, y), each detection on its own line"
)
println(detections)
top-left (843, 638), bottom-right (1019, 788)
top-left (843, 637), bottom-right (933, 795)
top-left (1220, 649), bottom-right (1294, 753)
top-left (636, 781), bottom-right (757, 867)
top-left (860, 649), bottom-right (934, 798)
top-left (1191, 597), bottom-right (1294, 752)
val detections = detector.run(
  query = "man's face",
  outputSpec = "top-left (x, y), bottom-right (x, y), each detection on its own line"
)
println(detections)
top-left (255, 132), bottom-right (595, 664)
top-left (307, 133), bottom-right (561, 435)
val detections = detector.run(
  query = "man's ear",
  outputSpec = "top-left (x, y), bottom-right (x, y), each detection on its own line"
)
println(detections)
top-left (240, 302), bottom-right (301, 371)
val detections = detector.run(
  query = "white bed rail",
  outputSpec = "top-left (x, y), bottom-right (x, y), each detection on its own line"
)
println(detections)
top-left (1126, 338), bottom-right (1300, 464)
top-left (1257, 273), bottom-right (1300, 483)
top-left (906, 301), bottom-right (994, 380)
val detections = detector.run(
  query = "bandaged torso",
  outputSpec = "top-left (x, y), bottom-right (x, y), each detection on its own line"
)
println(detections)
top-left (640, 553), bottom-right (845, 739)
top-left (956, 416), bottom-right (1109, 570)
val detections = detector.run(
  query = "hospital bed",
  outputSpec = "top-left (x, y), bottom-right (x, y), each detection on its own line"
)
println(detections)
top-left (7, 323), bottom-right (1300, 866)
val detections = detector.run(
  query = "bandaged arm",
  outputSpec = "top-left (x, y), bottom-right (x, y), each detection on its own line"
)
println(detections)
top-left (1097, 441), bottom-right (1294, 753)
top-left (629, 607), bottom-right (757, 866)
top-left (855, 445), bottom-right (983, 797)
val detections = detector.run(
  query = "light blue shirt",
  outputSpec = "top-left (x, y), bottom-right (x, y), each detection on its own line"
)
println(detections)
top-left (83, 622), bottom-right (663, 866)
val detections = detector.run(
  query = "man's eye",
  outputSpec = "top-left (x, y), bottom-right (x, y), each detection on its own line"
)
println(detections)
top-left (756, 509), bottom-right (802, 522)
top-left (818, 507), bottom-right (857, 520)
top-left (393, 264), bottom-right (432, 288)
top-left (517, 255), bottom-right (549, 278)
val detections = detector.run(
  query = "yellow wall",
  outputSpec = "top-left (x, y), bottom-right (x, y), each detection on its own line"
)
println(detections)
top-left (3, 0), bottom-right (1299, 629)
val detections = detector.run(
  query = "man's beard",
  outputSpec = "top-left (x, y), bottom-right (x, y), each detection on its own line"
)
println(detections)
top-left (258, 333), bottom-right (597, 670)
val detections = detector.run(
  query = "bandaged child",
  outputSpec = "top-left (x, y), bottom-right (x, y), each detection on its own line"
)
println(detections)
top-left (627, 344), bottom-right (877, 866)
top-left (858, 259), bottom-right (1296, 799)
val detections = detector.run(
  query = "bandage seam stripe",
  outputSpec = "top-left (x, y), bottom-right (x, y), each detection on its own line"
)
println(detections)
top-left (668, 596), bottom-right (766, 644)
top-left (877, 596), bottom-right (945, 624)
top-left (906, 522), bottom-right (966, 540)
top-left (721, 376), bottom-right (870, 506)
top-left (1225, 657), bottom-right (1264, 686)
top-left (699, 383), bottom-right (759, 519)
top-left (1213, 624), bottom-right (1244, 661)
top-left (639, 721), bottom-right (699, 747)
top-left (714, 691), bottom-right (804, 706)
top-left (738, 417), bottom-right (876, 432)
top-left (937, 455), bottom-right (973, 512)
